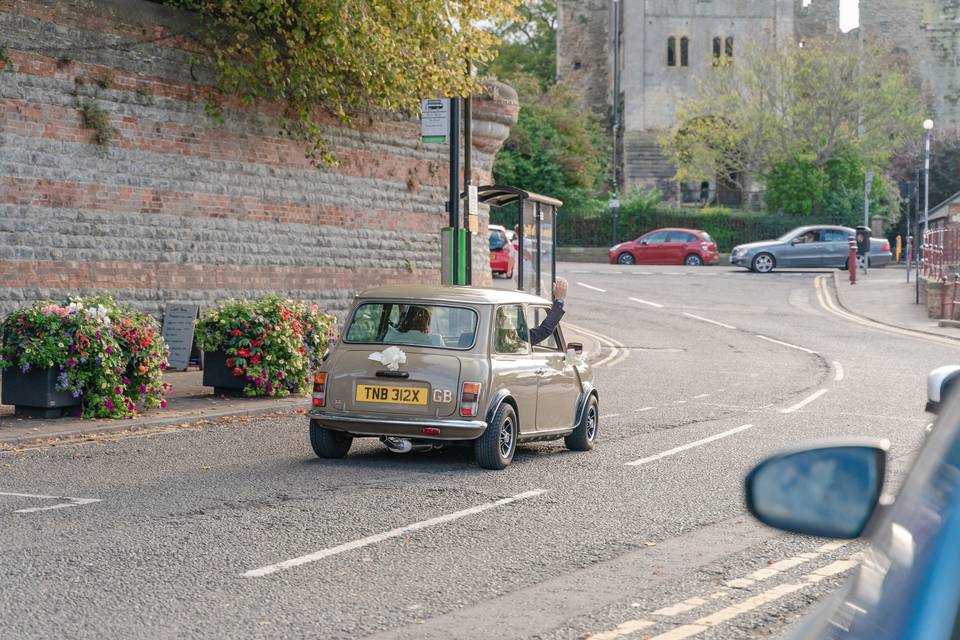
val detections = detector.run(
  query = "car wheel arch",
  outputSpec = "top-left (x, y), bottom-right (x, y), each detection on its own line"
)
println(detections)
top-left (485, 389), bottom-right (519, 430)
top-left (574, 384), bottom-right (599, 428)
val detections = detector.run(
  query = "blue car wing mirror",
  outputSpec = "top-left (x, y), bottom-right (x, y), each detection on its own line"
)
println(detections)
top-left (745, 440), bottom-right (889, 539)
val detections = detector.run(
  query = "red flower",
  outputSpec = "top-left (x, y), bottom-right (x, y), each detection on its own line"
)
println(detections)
top-left (231, 329), bottom-right (242, 337)
top-left (250, 354), bottom-right (261, 365)
top-left (237, 348), bottom-right (251, 357)
top-left (232, 367), bottom-right (244, 377)
top-left (225, 358), bottom-right (235, 368)
top-left (250, 340), bottom-right (261, 347)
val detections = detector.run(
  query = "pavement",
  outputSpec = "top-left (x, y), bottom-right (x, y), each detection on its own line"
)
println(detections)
top-left (0, 263), bottom-right (951, 639)
top-left (831, 265), bottom-right (960, 340)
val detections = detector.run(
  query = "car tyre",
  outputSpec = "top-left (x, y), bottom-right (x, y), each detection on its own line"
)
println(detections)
top-left (475, 403), bottom-right (517, 470)
top-left (565, 395), bottom-right (598, 452)
top-left (751, 253), bottom-right (775, 273)
top-left (617, 252), bottom-right (636, 265)
top-left (310, 420), bottom-right (353, 458)
top-left (684, 254), bottom-right (703, 267)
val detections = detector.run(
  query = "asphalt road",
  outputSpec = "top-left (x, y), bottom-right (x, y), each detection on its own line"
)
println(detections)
top-left (0, 264), bottom-right (948, 639)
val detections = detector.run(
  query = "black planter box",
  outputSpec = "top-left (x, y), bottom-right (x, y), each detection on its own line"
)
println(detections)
top-left (201, 351), bottom-right (249, 397)
top-left (2, 366), bottom-right (80, 418)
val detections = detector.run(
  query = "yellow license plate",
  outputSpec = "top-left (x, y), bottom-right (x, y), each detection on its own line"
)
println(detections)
top-left (490, 252), bottom-right (497, 260)
top-left (356, 384), bottom-right (428, 405)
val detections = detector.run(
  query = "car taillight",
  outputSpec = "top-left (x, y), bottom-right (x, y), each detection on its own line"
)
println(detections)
top-left (312, 372), bottom-right (327, 407)
top-left (882, 241), bottom-right (890, 252)
top-left (460, 382), bottom-right (481, 417)
top-left (700, 242), bottom-right (710, 250)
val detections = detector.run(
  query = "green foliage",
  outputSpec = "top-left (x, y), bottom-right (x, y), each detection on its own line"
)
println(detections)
top-left (483, 0), bottom-right (556, 92)
top-left (662, 37), bottom-right (923, 212)
top-left (0, 295), bottom-right (170, 419)
top-left (165, 0), bottom-right (517, 166)
top-left (78, 101), bottom-right (115, 146)
top-left (493, 83), bottom-right (609, 210)
top-left (194, 295), bottom-right (337, 398)
top-left (0, 46), bottom-right (10, 70)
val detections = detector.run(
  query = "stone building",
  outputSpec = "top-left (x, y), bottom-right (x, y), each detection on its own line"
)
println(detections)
top-left (0, 0), bottom-right (517, 317)
top-left (558, 0), bottom-right (958, 199)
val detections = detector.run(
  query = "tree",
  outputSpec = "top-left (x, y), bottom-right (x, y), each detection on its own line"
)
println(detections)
top-left (492, 83), bottom-right (608, 211)
top-left (164, 0), bottom-right (519, 165)
top-left (661, 37), bottom-right (923, 214)
top-left (483, 0), bottom-right (557, 92)
top-left (889, 130), bottom-right (960, 210)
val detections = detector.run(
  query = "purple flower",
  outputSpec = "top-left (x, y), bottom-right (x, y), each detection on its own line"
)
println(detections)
top-left (95, 331), bottom-right (101, 339)
top-left (95, 358), bottom-right (102, 365)
top-left (20, 363), bottom-right (30, 373)
top-left (66, 358), bottom-right (76, 367)
top-left (122, 376), bottom-right (130, 384)
top-left (139, 384), bottom-right (146, 393)
top-left (106, 346), bottom-right (113, 354)
top-left (72, 390), bottom-right (82, 398)
top-left (114, 386), bottom-right (122, 394)
top-left (105, 399), bottom-right (115, 411)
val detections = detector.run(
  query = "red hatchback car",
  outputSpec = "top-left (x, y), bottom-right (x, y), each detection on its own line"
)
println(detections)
top-left (489, 224), bottom-right (516, 278)
top-left (608, 228), bottom-right (720, 266)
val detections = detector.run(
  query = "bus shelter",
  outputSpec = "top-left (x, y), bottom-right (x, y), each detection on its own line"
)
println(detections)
top-left (476, 185), bottom-right (562, 298)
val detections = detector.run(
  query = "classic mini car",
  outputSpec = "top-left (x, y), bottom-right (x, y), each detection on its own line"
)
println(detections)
top-left (307, 286), bottom-right (598, 469)
top-left (730, 225), bottom-right (892, 273)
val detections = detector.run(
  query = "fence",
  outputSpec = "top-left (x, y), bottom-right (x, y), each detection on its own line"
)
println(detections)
top-left (921, 227), bottom-right (960, 320)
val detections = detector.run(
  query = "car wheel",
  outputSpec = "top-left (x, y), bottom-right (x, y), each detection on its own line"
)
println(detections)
top-left (310, 420), bottom-right (353, 458)
top-left (617, 252), bottom-right (636, 265)
top-left (475, 403), bottom-right (517, 470)
top-left (751, 253), bottom-right (775, 273)
top-left (565, 395), bottom-right (598, 452)
top-left (684, 254), bottom-right (703, 267)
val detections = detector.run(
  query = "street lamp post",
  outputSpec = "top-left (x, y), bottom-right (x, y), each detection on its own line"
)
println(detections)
top-left (920, 118), bottom-right (933, 297)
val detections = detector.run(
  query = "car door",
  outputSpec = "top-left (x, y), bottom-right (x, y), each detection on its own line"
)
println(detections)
top-left (785, 229), bottom-right (825, 268)
top-left (529, 306), bottom-right (580, 431)
top-left (636, 231), bottom-right (669, 264)
top-left (818, 228), bottom-right (852, 267)
top-left (490, 304), bottom-right (539, 435)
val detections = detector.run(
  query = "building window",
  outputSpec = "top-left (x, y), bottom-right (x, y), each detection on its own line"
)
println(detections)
top-left (725, 36), bottom-right (734, 58)
top-left (573, 60), bottom-right (582, 70)
top-left (680, 37), bottom-right (689, 67)
top-left (713, 37), bottom-right (722, 60)
top-left (667, 36), bottom-right (676, 67)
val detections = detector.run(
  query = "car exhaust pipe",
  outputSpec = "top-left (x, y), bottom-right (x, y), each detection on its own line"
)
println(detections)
top-left (380, 436), bottom-right (436, 454)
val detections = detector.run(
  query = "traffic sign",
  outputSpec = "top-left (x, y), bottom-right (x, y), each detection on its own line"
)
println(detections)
top-left (421, 99), bottom-right (449, 143)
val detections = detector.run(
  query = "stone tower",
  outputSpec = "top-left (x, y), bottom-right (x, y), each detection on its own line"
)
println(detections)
top-left (557, 1), bottom-right (844, 197)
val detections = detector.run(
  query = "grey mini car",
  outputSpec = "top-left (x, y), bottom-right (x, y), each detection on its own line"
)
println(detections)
top-left (731, 225), bottom-right (892, 273)
top-left (308, 286), bottom-right (598, 469)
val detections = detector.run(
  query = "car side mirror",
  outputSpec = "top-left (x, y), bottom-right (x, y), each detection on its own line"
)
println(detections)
top-left (639, 240), bottom-right (648, 246)
top-left (567, 342), bottom-right (583, 355)
top-left (745, 441), bottom-right (888, 539)
top-left (926, 365), bottom-right (960, 414)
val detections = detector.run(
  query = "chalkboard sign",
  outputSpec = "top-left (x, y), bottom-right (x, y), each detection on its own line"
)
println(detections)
top-left (161, 303), bottom-right (200, 371)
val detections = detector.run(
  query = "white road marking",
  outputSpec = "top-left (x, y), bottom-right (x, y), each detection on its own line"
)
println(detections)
top-left (780, 389), bottom-right (829, 414)
top-left (625, 424), bottom-right (754, 467)
top-left (755, 334), bottom-right (818, 354)
top-left (0, 491), bottom-right (101, 513)
top-left (833, 360), bottom-right (845, 381)
top-left (692, 393), bottom-right (710, 399)
top-left (564, 322), bottom-right (630, 369)
top-left (636, 271), bottom-right (655, 275)
top-left (682, 312), bottom-right (736, 330)
top-left (577, 282), bottom-right (607, 293)
top-left (591, 547), bottom-right (859, 640)
top-left (628, 296), bottom-right (665, 309)
top-left (600, 414), bottom-right (620, 419)
top-left (244, 490), bottom-right (547, 578)
top-left (635, 406), bottom-right (654, 413)
top-left (589, 619), bottom-right (655, 640)
top-left (674, 400), bottom-right (687, 404)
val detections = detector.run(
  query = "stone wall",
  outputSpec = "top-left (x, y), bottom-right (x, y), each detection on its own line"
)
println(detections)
top-left (0, 0), bottom-right (517, 317)
top-left (557, 0), bottom-right (611, 117)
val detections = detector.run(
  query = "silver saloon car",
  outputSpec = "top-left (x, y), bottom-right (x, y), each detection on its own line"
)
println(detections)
top-left (731, 226), bottom-right (892, 273)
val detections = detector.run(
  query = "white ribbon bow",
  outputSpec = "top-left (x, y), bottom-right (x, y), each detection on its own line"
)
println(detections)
top-left (368, 346), bottom-right (407, 371)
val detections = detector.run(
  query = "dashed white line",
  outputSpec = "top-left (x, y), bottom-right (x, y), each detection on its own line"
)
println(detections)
top-left (590, 619), bottom-right (655, 640)
top-left (625, 424), bottom-right (754, 467)
top-left (682, 312), bottom-right (736, 330)
top-left (692, 393), bottom-right (710, 399)
top-left (577, 282), bottom-right (607, 293)
top-left (833, 360), bottom-right (845, 381)
top-left (780, 389), bottom-right (829, 414)
top-left (635, 406), bottom-right (654, 413)
top-left (600, 413), bottom-right (620, 420)
top-left (0, 491), bottom-right (102, 513)
top-left (244, 490), bottom-right (547, 577)
top-left (755, 334), bottom-right (818, 354)
top-left (628, 296), bottom-right (665, 309)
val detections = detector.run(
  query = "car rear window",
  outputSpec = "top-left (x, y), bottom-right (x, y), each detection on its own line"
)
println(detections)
top-left (700, 232), bottom-right (713, 243)
top-left (345, 303), bottom-right (479, 350)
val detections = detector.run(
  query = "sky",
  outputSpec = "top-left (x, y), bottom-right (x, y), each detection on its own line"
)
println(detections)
top-left (839, 0), bottom-right (859, 33)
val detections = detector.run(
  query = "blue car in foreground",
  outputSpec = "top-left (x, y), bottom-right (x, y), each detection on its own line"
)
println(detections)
top-left (745, 388), bottom-right (960, 638)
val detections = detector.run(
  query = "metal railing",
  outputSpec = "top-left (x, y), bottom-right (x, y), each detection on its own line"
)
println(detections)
top-left (921, 227), bottom-right (960, 319)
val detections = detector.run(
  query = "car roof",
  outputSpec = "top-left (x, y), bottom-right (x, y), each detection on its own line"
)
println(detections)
top-left (646, 227), bottom-right (704, 234)
top-left (355, 285), bottom-right (551, 306)
top-left (489, 224), bottom-right (507, 232)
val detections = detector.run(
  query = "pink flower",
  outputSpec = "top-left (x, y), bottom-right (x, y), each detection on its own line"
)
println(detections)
top-left (160, 400), bottom-right (167, 408)
top-left (105, 346), bottom-right (113, 354)
top-left (105, 399), bottom-right (115, 411)
top-left (114, 386), bottom-right (122, 394)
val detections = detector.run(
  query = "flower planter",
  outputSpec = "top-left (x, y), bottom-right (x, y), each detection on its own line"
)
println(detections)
top-left (1, 367), bottom-right (80, 418)
top-left (201, 351), bottom-right (248, 397)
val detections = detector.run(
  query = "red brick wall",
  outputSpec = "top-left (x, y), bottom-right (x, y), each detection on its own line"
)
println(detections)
top-left (0, 0), bottom-right (518, 316)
